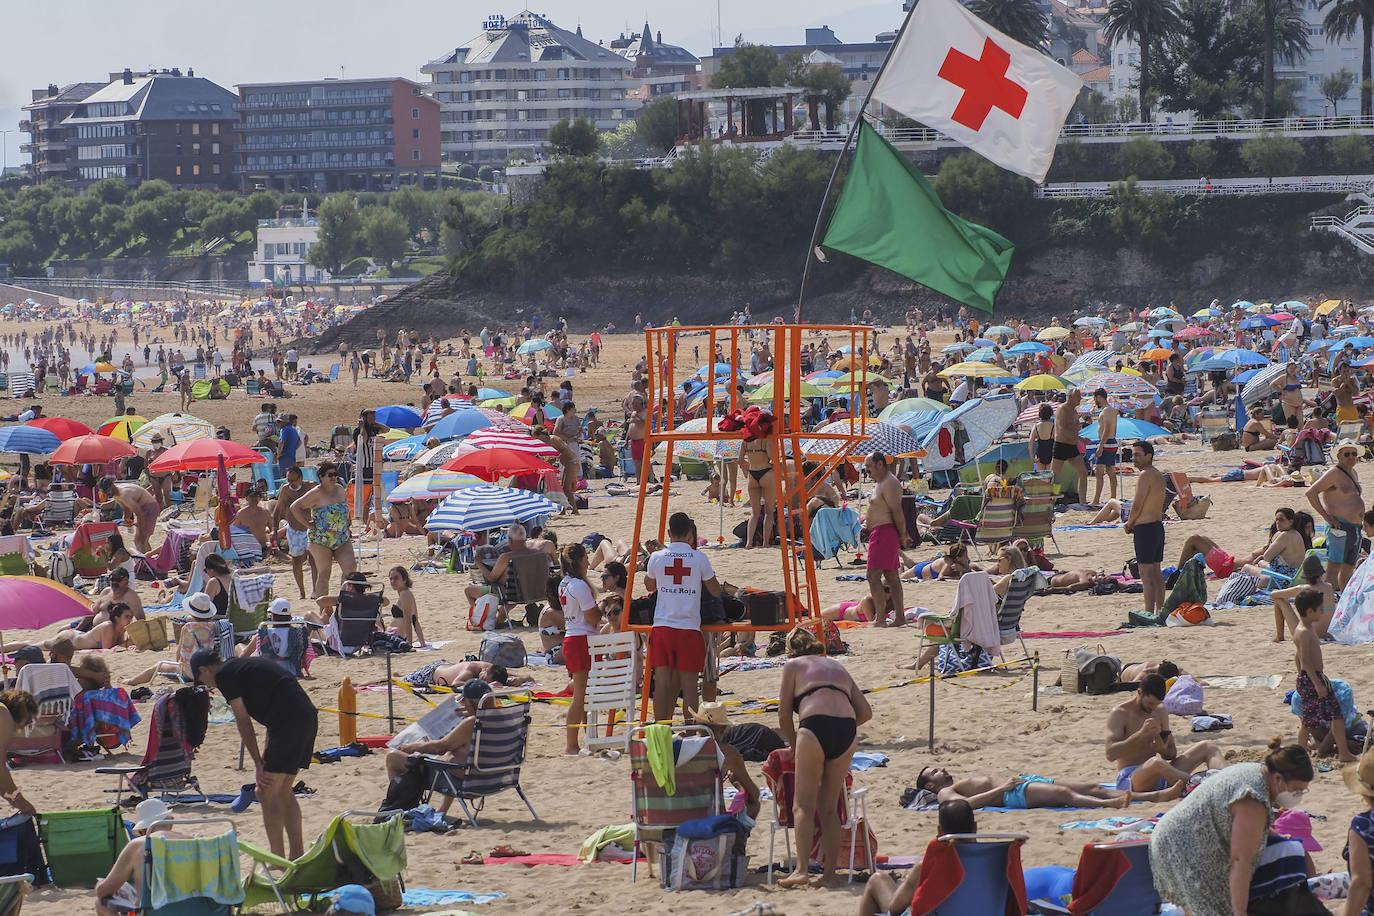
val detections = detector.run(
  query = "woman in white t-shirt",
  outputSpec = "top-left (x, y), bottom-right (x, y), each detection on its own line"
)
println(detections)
top-left (558, 543), bottom-right (601, 756)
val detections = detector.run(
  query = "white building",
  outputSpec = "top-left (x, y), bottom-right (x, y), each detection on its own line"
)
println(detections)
top-left (249, 218), bottom-right (331, 285)
top-left (421, 10), bottom-right (640, 165)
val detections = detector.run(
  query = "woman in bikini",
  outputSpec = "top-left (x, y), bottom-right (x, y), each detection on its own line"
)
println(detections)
top-left (1176, 507), bottom-right (1310, 581)
top-left (289, 460), bottom-right (356, 611)
top-left (777, 625), bottom-right (872, 889)
top-left (1029, 403), bottom-right (1056, 470)
top-left (1240, 405), bottom-right (1278, 451)
top-left (387, 566), bottom-right (427, 647)
top-left (904, 544), bottom-right (972, 582)
top-left (738, 438), bottom-right (776, 549)
top-left (1280, 363), bottom-right (1306, 423)
top-left (200, 553), bottom-right (234, 617)
top-left (48, 603), bottom-right (134, 651)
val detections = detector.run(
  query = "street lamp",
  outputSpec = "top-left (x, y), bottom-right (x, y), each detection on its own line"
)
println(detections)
top-left (0, 130), bottom-right (11, 177)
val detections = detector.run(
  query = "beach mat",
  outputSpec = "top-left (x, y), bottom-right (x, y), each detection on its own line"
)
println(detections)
top-left (479, 853), bottom-right (641, 866)
top-left (401, 888), bottom-right (504, 906)
top-left (1022, 630), bottom-right (1126, 639)
top-left (1203, 675), bottom-right (1284, 690)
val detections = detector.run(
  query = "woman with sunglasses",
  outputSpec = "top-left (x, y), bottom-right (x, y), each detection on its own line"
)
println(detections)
top-left (288, 461), bottom-right (355, 611)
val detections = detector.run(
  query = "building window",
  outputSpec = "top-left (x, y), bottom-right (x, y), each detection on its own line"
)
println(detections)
top-left (175, 143), bottom-right (183, 155)
top-left (192, 142), bottom-right (201, 155)
top-left (192, 163), bottom-right (201, 176)
top-left (412, 128), bottom-right (420, 138)
top-left (212, 163), bottom-right (221, 175)
top-left (211, 142), bottom-right (220, 154)
top-left (212, 122), bottom-right (220, 135)
top-left (175, 123), bottom-right (182, 135)
top-left (192, 122), bottom-right (201, 135)
top-left (175, 165), bottom-right (182, 176)
top-left (412, 149), bottom-right (420, 160)
top-left (412, 107), bottom-right (420, 118)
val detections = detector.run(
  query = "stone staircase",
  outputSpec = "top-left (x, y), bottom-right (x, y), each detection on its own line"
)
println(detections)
top-left (1311, 204), bottom-right (1374, 255)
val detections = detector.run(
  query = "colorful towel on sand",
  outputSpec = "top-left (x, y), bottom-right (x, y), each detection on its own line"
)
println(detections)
top-left (1200, 675), bottom-right (1283, 690)
top-left (478, 854), bottom-right (636, 866)
top-left (400, 889), bottom-right (504, 905)
top-left (1021, 630), bottom-right (1126, 639)
top-left (1058, 815), bottom-right (1160, 831)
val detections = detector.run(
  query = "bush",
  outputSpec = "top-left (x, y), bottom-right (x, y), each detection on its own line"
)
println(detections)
top-left (1188, 141), bottom-right (1218, 176)
top-left (477, 166), bottom-right (495, 183)
top-left (456, 164), bottom-right (478, 181)
top-left (1241, 134), bottom-right (1304, 182)
top-left (1331, 133), bottom-right (1372, 172)
top-left (1116, 137), bottom-right (1174, 179)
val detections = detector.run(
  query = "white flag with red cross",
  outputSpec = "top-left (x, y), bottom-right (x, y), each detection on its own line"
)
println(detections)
top-left (871, 0), bottom-right (1083, 183)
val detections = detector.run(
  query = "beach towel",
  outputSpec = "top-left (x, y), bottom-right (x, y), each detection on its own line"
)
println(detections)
top-left (810, 508), bottom-right (862, 561)
top-left (228, 527), bottom-right (262, 565)
top-left (68, 688), bottom-right (140, 749)
top-left (1067, 844), bottom-right (1132, 916)
top-left (149, 832), bottom-right (244, 909)
top-left (907, 836), bottom-right (1027, 916)
top-left (16, 664), bottom-right (79, 711)
top-left (645, 723), bottom-right (675, 795)
top-left (1328, 555), bottom-right (1374, 644)
top-left (580, 824), bottom-right (636, 862)
top-left (232, 571), bottom-right (273, 613)
top-left (953, 571), bottom-right (1000, 651)
top-left (401, 889), bottom-right (504, 905)
top-left (850, 752), bottom-right (890, 771)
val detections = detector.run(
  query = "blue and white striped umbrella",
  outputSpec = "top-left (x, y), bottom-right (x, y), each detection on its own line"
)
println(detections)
top-left (421, 397), bottom-right (474, 426)
top-left (0, 425), bottom-right (60, 454)
top-left (966, 346), bottom-right (997, 362)
top-left (1069, 350), bottom-right (1116, 372)
top-left (382, 434), bottom-right (435, 461)
top-left (517, 339), bottom-right (554, 355)
top-left (424, 485), bottom-right (560, 533)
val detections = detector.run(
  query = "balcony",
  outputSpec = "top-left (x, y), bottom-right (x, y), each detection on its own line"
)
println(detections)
top-left (19, 143), bottom-right (33, 154)
top-left (306, 94), bottom-right (393, 108)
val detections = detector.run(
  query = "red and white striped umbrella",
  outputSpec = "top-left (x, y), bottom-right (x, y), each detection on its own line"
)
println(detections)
top-left (453, 428), bottom-right (560, 458)
top-left (1081, 371), bottom-right (1158, 401)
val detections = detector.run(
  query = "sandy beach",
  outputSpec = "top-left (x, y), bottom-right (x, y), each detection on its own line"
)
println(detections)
top-left (0, 323), bottom-right (1360, 914)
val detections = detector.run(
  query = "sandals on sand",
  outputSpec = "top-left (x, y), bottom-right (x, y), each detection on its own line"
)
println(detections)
top-left (489, 844), bottom-right (528, 858)
top-left (459, 850), bottom-right (484, 865)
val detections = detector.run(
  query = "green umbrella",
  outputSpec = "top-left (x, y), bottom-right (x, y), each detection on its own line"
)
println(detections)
top-left (879, 397), bottom-right (950, 419)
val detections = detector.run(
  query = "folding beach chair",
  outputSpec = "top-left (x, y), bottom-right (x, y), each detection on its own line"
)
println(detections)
top-left (328, 363), bottom-right (340, 381)
top-left (970, 488), bottom-right (1018, 559)
top-left (584, 633), bottom-right (638, 754)
top-left (762, 747), bottom-right (873, 885)
top-left (245, 379), bottom-right (262, 397)
top-left (97, 688), bottom-right (208, 805)
top-left (502, 551), bottom-right (553, 625)
top-left (1197, 409), bottom-right (1234, 447)
top-left (106, 817), bottom-right (244, 916)
top-left (228, 566), bottom-right (274, 634)
top-left (41, 486), bottom-right (77, 531)
top-left (1165, 471), bottom-right (1211, 520)
top-left (629, 724), bottom-right (723, 883)
top-left (1031, 839), bottom-right (1158, 916)
top-left (240, 811), bottom-right (406, 913)
top-left (907, 833), bottom-right (1028, 916)
top-left (134, 527), bottom-right (200, 582)
top-left (995, 568), bottom-right (1045, 662)
top-left (191, 363), bottom-right (206, 381)
top-left (38, 807), bottom-right (127, 887)
top-left (0, 874), bottom-right (31, 916)
top-left (330, 589), bottom-right (383, 656)
top-left (68, 687), bottom-right (141, 757)
top-left (0, 535), bottom-right (31, 576)
top-left (10, 663), bottom-right (78, 763)
top-left (251, 447), bottom-right (279, 496)
top-left (925, 493), bottom-right (981, 548)
top-left (419, 700), bottom-right (539, 827)
top-left (69, 521), bottom-right (119, 579)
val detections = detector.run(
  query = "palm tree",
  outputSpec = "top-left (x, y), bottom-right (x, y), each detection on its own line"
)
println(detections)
top-left (968, 0), bottom-right (1051, 49)
top-left (1323, 0), bottom-right (1374, 116)
top-left (1104, 0), bottom-right (1185, 122)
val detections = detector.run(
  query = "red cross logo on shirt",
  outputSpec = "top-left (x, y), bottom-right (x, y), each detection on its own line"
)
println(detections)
top-left (938, 38), bottom-right (1029, 131)
top-left (663, 558), bottom-right (693, 585)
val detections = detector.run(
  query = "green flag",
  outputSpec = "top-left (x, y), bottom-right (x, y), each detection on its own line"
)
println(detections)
top-left (821, 121), bottom-right (1014, 314)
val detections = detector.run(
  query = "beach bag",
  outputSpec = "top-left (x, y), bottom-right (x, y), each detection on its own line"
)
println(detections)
top-left (1215, 571), bottom-right (1261, 608)
top-left (1165, 603), bottom-right (1214, 628)
top-left (467, 594), bottom-right (500, 632)
top-left (378, 755), bottom-right (427, 813)
top-left (45, 551), bottom-right (74, 588)
top-left (1069, 647), bottom-right (1122, 695)
top-left (661, 816), bottom-right (749, 891)
top-left (479, 632), bottom-right (527, 669)
top-left (1210, 431), bottom-right (1238, 451)
top-left (1163, 674), bottom-right (1205, 714)
top-left (628, 593), bottom-right (656, 627)
top-left (1175, 494), bottom-right (1212, 520)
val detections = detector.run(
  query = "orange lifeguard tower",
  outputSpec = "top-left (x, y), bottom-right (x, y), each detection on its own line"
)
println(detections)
top-left (621, 323), bottom-right (878, 720)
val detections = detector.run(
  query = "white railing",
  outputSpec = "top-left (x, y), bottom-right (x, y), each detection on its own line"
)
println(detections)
top-left (1036, 174), bottom-right (1374, 198)
top-left (1311, 204), bottom-right (1374, 254)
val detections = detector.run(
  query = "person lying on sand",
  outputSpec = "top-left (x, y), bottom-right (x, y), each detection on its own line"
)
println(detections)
top-left (401, 659), bottom-right (534, 688)
top-left (1040, 568), bottom-right (1114, 594)
top-left (903, 544), bottom-right (972, 581)
top-left (915, 765), bottom-right (1182, 810)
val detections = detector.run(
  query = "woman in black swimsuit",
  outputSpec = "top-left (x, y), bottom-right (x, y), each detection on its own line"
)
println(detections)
top-left (1029, 403), bottom-right (1055, 470)
top-left (738, 438), bottom-right (776, 548)
top-left (777, 625), bottom-right (873, 888)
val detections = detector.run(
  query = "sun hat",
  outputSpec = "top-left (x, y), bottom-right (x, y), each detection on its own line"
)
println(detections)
top-left (1337, 439), bottom-right (1361, 457)
top-left (1344, 750), bottom-right (1374, 799)
top-left (1272, 809), bottom-right (1322, 851)
top-left (689, 701), bottom-right (729, 728)
top-left (186, 592), bottom-right (216, 619)
top-left (328, 884), bottom-right (375, 916)
top-left (132, 798), bottom-right (172, 833)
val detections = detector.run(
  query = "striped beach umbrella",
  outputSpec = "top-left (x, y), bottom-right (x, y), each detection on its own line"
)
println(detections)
top-left (424, 485), bottom-right (560, 533)
top-left (672, 417), bottom-right (739, 462)
top-left (98, 415), bottom-right (148, 441)
top-left (0, 426), bottom-right (60, 455)
top-left (938, 361), bottom-right (1004, 378)
top-left (131, 413), bottom-right (213, 448)
top-left (1035, 327), bottom-right (1070, 340)
top-left (1083, 371), bottom-right (1159, 401)
top-left (879, 397), bottom-right (950, 418)
top-left (455, 428), bottom-right (560, 458)
top-left (386, 470), bottom-right (485, 502)
top-left (421, 397), bottom-right (473, 426)
top-left (802, 420), bottom-right (920, 458)
top-left (412, 441), bottom-right (467, 469)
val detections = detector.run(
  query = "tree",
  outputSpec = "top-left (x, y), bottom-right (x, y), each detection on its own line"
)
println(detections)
top-left (307, 194), bottom-right (361, 275)
top-left (1243, 0), bottom-right (1311, 117)
top-left (791, 63), bottom-right (853, 129)
top-left (1073, 89), bottom-right (1116, 123)
top-left (200, 199), bottom-right (254, 242)
top-left (1057, 137), bottom-right (1088, 180)
top-left (125, 198), bottom-right (177, 248)
top-left (1240, 133), bottom-right (1304, 182)
top-left (86, 178), bottom-right (127, 206)
top-left (968, 0), bottom-right (1051, 48)
top-left (1148, 0), bottom-right (1263, 118)
top-left (1332, 132), bottom-right (1373, 170)
top-left (711, 40), bottom-right (780, 88)
top-left (456, 164), bottom-right (478, 181)
top-left (932, 153), bottom-right (1034, 233)
top-left (547, 117), bottom-right (600, 157)
top-left (637, 97), bottom-right (679, 153)
top-left (1104, 0), bottom-right (1183, 122)
top-left (1115, 95), bottom-right (1141, 122)
top-left (1116, 136), bottom-right (1175, 177)
top-left (599, 121), bottom-right (641, 159)
top-left (245, 191), bottom-right (281, 221)
top-left (1323, 68), bottom-right (1357, 116)
top-left (477, 166), bottom-right (495, 183)
top-left (1188, 140), bottom-right (1218, 175)
top-left (130, 179), bottom-right (172, 203)
top-left (359, 205), bottom-right (409, 268)
top-left (442, 191), bottom-right (502, 257)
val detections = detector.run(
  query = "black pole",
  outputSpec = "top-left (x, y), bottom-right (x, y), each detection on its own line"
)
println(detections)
top-left (794, 0), bottom-right (923, 323)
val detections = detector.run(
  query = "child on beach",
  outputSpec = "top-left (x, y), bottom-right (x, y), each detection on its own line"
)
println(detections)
top-left (1293, 588), bottom-right (1359, 763)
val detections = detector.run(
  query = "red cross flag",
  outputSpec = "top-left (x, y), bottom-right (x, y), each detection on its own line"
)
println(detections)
top-left (872, 0), bottom-right (1082, 182)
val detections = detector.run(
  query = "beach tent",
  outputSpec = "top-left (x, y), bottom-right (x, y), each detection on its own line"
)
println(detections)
top-left (916, 394), bottom-right (1018, 472)
top-left (1330, 557), bottom-right (1374, 644)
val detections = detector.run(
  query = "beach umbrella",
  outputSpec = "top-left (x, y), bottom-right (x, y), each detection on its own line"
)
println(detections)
top-left (455, 429), bottom-right (560, 458)
top-left (941, 342), bottom-right (976, 355)
top-left (1185, 346), bottom-right (1219, 366)
top-left (516, 339), bottom-right (554, 355)
top-left (916, 395), bottom-right (1020, 472)
top-left (1086, 371), bottom-right (1159, 401)
top-left (1173, 327), bottom-right (1213, 340)
top-left (879, 397), bottom-right (950, 418)
top-left (1332, 325), bottom-right (1360, 337)
top-left (474, 387), bottom-right (511, 401)
top-left (1140, 348), bottom-right (1174, 360)
top-left (1015, 374), bottom-right (1069, 391)
top-left (1015, 404), bottom-right (1049, 425)
top-left (412, 441), bottom-right (467, 469)
top-left (1006, 341), bottom-right (1050, 355)
top-left (1306, 339), bottom-right (1335, 354)
top-left (1074, 316), bottom-right (1108, 327)
top-left (1316, 299), bottom-right (1343, 316)
top-left (939, 361), bottom-right (1005, 378)
top-left (1080, 417), bottom-right (1171, 440)
top-left (1232, 300), bottom-right (1256, 310)
top-left (49, 434), bottom-right (136, 466)
top-left (148, 439), bottom-right (265, 473)
top-left (26, 417), bottom-right (94, 441)
top-left (382, 434), bottom-right (436, 462)
top-left (1239, 315), bottom-right (1279, 330)
top-left (1270, 312), bottom-right (1297, 322)
top-left (670, 417), bottom-right (741, 462)
top-left (443, 448), bottom-right (553, 482)
top-left (1278, 300), bottom-right (1306, 311)
top-left (131, 413), bottom-right (213, 448)
top-left (694, 363), bottom-right (735, 378)
top-left (92, 361), bottom-right (118, 373)
top-left (746, 371), bottom-right (774, 387)
top-left (985, 325), bottom-right (1017, 337)
top-left (0, 577), bottom-right (91, 630)
top-left (886, 410), bottom-right (948, 439)
top-left (806, 369), bottom-right (844, 381)
top-left (966, 346), bottom-right (997, 362)
top-left (371, 405), bottom-right (424, 429)
top-left (1152, 317), bottom-right (1186, 329)
top-left (420, 397), bottom-right (473, 426)
top-left (424, 485), bottom-right (560, 533)
top-left (1117, 322), bottom-right (1142, 332)
top-left (386, 470), bottom-right (485, 502)
top-left (1148, 307), bottom-right (1181, 318)
top-left (1335, 335), bottom-right (1374, 349)
top-left (1192, 307), bottom-right (1222, 318)
top-left (683, 384), bottom-right (738, 413)
top-left (0, 426), bottom-right (60, 455)
top-left (801, 420), bottom-right (921, 458)
top-left (97, 416), bottom-right (147, 441)
top-left (1199, 349), bottom-right (1271, 372)
top-left (1036, 327), bottom-right (1070, 340)
top-left (1147, 328), bottom-right (1174, 339)
top-left (748, 381), bottom-right (826, 402)
top-left (428, 409), bottom-right (497, 440)
top-left (833, 354), bottom-right (882, 371)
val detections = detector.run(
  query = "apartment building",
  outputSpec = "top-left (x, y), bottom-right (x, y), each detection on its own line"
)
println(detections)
top-left (20, 81), bottom-right (105, 183)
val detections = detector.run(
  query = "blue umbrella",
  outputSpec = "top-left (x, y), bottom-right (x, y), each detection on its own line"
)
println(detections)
top-left (77, 363), bottom-right (97, 376)
top-left (372, 405), bottom-right (423, 428)
top-left (694, 363), bottom-right (735, 377)
top-left (1332, 325), bottom-right (1359, 337)
top-left (1199, 349), bottom-right (1271, 371)
top-left (1147, 328), bottom-right (1174, 338)
top-left (1334, 336), bottom-right (1374, 349)
top-left (972, 338), bottom-right (996, 346)
top-left (1307, 339), bottom-right (1335, 354)
top-left (382, 434), bottom-right (434, 461)
top-left (424, 485), bottom-right (560, 533)
top-left (0, 426), bottom-right (60, 454)
top-left (474, 387), bottom-right (510, 401)
top-left (1232, 300), bottom-right (1256, 310)
top-left (516, 339), bottom-right (554, 355)
top-left (1148, 307), bottom-right (1181, 318)
top-left (942, 342), bottom-right (976, 354)
top-left (1080, 417), bottom-right (1170, 440)
top-left (1006, 341), bottom-right (1049, 355)
top-left (985, 325), bottom-right (1017, 337)
top-left (1239, 315), bottom-right (1279, 330)
top-left (1233, 368), bottom-right (1263, 385)
top-left (986, 375), bottom-right (1021, 386)
top-left (966, 346), bottom-right (997, 361)
top-left (430, 410), bottom-right (496, 440)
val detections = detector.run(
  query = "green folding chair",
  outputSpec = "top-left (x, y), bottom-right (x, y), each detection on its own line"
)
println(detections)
top-left (38, 807), bottom-right (127, 886)
top-left (240, 811), bottom-right (406, 913)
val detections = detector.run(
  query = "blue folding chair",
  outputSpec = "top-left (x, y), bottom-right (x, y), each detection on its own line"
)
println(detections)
top-left (252, 448), bottom-right (279, 497)
top-left (300, 467), bottom-right (320, 485)
top-left (916, 833), bottom-right (1028, 916)
top-left (1031, 839), bottom-right (1159, 916)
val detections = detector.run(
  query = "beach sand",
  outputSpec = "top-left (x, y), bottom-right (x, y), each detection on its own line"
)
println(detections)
top-left (2, 325), bottom-right (1359, 913)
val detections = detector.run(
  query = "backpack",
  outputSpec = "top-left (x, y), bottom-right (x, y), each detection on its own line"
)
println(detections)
top-left (479, 632), bottom-right (527, 669)
top-left (45, 551), bottom-right (74, 588)
top-left (1165, 603), bottom-right (1214, 628)
top-left (1068, 647), bottom-right (1122, 695)
top-left (377, 755), bottom-right (428, 813)
top-left (467, 594), bottom-right (500, 632)
top-left (1210, 431), bottom-right (1238, 451)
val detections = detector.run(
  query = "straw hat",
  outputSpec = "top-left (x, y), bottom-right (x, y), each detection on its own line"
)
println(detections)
top-left (1343, 749), bottom-right (1374, 799)
top-left (689, 701), bottom-right (729, 728)
top-left (186, 592), bottom-right (216, 619)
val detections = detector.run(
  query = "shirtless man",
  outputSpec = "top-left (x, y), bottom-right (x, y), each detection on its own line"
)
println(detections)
top-left (230, 491), bottom-right (275, 557)
top-left (1106, 674), bottom-right (1226, 792)
top-left (1051, 389), bottom-right (1090, 501)
top-left (866, 453), bottom-right (913, 628)
top-left (625, 393), bottom-right (655, 484)
top-left (92, 567), bottom-right (144, 621)
top-left (1125, 442), bottom-right (1167, 618)
top-left (1334, 363), bottom-right (1360, 425)
top-left (921, 362), bottom-right (948, 403)
top-left (1091, 388), bottom-right (1118, 505)
top-left (383, 678), bottom-right (490, 814)
top-left (98, 476), bottom-right (160, 554)
top-left (917, 764), bottom-right (1181, 810)
top-left (274, 467), bottom-right (317, 599)
top-left (1307, 439), bottom-right (1365, 591)
top-left (407, 659), bottom-right (534, 688)
top-left (533, 422), bottom-right (580, 515)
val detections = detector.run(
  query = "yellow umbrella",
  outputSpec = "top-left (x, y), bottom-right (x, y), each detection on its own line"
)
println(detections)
top-left (1316, 299), bottom-right (1343, 316)
top-left (938, 361), bottom-right (1005, 378)
top-left (832, 354), bottom-right (882, 371)
top-left (828, 372), bottom-right (897, 390)
top-left (381, 429), bottom-right (411, 441)
top-left (1247, 301), bottom-right (1273, 313)
top-left (94, 361), bottom-right (118, 373)
top-left (480, 396), bottom-right (518, 408)
top-left (1015, 374), bottom-right (1068, 391)
top-left (1035, 327), bottom-right (1070, 341)
top-left (748, 381), bottom-right (827, 401)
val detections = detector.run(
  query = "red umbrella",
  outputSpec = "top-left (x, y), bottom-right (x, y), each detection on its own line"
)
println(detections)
top-left (148, 438), bottom-right (266, 473)
top-left (27, 417), bottom-right (94, 440)
top-left (49, 434), bottom-right (137, 466)
top-left (442, 448), bottom-right (552, 482)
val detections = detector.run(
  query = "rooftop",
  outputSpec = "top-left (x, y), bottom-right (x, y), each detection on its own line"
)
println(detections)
top-left (613, 20), bottom-right (700, 66)
top-left (428, 10), bottom-right (629, 68)
top-left (64, 72), bottom-right (236, 123)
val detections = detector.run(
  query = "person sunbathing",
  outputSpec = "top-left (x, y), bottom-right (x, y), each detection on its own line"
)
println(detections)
top-left (44, 603), bottom-right (134, 651)
top-left (859, 800), bottom-right (976, 916)
top-left (904, 544), bottom-right (972, 581)
top-left (1041, 568), bottom-right (1113, 594)
top-left (402, 659), bottom-right (533, 688)
top-left (916, 765), bottom-right (1182, 810)
top-left (1176, 508), bottom-right (1310, 581)
top-left (1190, 462), bottom-right (1294, 486)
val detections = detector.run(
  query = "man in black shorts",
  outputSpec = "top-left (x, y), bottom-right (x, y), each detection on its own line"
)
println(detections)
top-left (1125, 441), bottom-right (1167, 618)
top-left (191, 650), bottom-right (317, 859)
top-left (1052, 389), bottom-right (1090, 501)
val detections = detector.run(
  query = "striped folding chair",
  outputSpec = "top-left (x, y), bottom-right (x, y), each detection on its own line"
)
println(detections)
top-left (995, 568), bottom-right (1045, 662)
top-left (970, 489), bottom-right (1017, 559)
top-left (1013, 471), bottom-right (1060, 554)
top-left (420, 699), bottom-right (538, 827)
top-left (629, 725), bottom-right (722, 882)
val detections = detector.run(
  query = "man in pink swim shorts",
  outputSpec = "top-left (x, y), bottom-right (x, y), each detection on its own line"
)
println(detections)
top-left (865, 453), bottom-right (914, 628)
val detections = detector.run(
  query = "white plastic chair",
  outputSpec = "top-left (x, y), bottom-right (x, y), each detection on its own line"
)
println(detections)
top-left (583, 633), bottom-right (637, 754)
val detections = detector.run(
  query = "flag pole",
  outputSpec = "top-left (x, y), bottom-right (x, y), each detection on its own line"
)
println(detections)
top-left (794, 0), bottom-right (922, 323)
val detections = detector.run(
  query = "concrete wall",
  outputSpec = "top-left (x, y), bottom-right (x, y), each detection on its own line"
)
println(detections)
top-left (48, 255), bottom-right (250, 283)
top-left (0, 284), bottom-right (61, 308)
